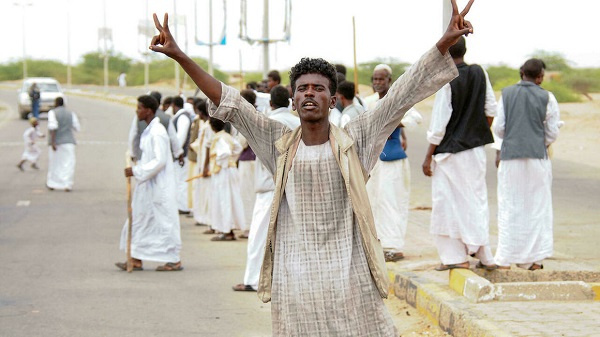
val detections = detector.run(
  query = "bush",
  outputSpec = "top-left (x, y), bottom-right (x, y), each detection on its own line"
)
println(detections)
top-left (561, 69), bottom-right (600, 99)
top-left (542, 80), bottom-right (581, 103)
top-left (486, 65), bottom-right (520, 91)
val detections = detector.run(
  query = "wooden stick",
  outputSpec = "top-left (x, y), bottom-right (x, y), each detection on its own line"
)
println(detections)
top-left (185, 172), bottom-right (210, 182)
top-left (126, 175), bottom-right (133, 272)
top-left (125, 154), bottom-right (133, 273)
top-left (352, 16), bottom-right (359, 95)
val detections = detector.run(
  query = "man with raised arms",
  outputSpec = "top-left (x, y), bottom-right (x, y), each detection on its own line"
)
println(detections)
top-left (149, 0), bottom-right (474, 334)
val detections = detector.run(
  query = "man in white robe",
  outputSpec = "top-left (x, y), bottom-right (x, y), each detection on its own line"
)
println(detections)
top-left (171, 97), bottom-right (192, 214)
top-left (233, 85), bottom-right (300, 291)
top-left (117, 95), bottom-right (182, 272)
top-left (423, 37), bottom-right (497, 271)
top-left (47, 97), bottom-right (80, 191)
top-left (150, 3), bottom-right (473, 334)
top-left (492, 58), bottom-right (560, 270)
top-left (190, 100), bottom-right (212, 226)
top-left (365, 64), bottom-right (423, 262)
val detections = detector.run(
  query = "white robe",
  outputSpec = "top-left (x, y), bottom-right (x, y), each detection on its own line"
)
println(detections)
top-left (46, 109), bottom-right (80, 190)
top-left (209, 132), bottom-right (244, 233)
top-left (120, 117), bottom-right (181, 263)
top-left (237, 133), bottom-right (256, 230)
top-left (191, 121), bottom-right (211, 225)
top-left (367, 158), bottom-right (411, 252)
top-left (173, 109), bottom-right (191, 212)
top-left (22, 126), bottom-right (43, 163)
top-left (427, 69), bottom-right (496, 264)
top-left (492, 90), bottom-right (560, 266)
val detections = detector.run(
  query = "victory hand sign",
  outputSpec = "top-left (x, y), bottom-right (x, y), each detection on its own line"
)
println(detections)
top-left (149, 13), bottom-right (223, 105)
top-left (436, 0), bottom-right (475, 55)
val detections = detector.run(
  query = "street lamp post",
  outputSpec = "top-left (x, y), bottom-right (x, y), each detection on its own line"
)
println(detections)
top-left (14, 1), bottom-right (32, 79)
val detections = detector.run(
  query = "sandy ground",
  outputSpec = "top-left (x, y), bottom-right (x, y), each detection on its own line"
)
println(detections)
top-left (551, 93), bottom-right (600, 168)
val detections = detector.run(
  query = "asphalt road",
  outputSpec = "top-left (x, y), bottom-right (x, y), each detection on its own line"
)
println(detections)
top-left (0, 88), bottom-right (271, 337)
top-left (0, 85), bottom-right (598, 336)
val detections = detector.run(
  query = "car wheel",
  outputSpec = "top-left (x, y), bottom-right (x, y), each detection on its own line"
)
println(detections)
top-left (19, 108), bottom-right (29, 120)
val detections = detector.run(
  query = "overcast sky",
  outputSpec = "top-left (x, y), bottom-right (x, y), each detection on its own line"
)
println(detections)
top-left (4, 0), bottom-right (600, 73)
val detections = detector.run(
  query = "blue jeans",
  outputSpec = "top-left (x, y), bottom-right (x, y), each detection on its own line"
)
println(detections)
top-left (31, 100), bottom-right (39, 118)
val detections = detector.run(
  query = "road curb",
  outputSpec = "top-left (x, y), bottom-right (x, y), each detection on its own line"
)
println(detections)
top-left (392, 270), bottom-right (512, 337)
top-left (449, 269), bottom-right (494, 303)
top-left (591, 283), bottom-right (600, 301)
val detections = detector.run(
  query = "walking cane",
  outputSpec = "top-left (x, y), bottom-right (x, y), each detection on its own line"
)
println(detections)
top-left (126, 155), bottom-right (133, 273)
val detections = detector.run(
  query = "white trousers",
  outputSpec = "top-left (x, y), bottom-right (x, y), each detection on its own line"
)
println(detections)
top-left (243, 190), bottom-right (273, 290)
top-left (434, 234), bottom-right (495, 265)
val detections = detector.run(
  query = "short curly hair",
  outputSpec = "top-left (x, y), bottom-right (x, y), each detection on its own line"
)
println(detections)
top-left (289, 57), bottom-right (337, 95)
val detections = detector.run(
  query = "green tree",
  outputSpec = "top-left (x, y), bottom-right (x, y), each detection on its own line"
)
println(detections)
top-left (529, 50), bottom-right (571, 72)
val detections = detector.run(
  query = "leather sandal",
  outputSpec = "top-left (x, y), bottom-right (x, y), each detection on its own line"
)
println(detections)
top-left (156, 262), bottom-right (183, 271)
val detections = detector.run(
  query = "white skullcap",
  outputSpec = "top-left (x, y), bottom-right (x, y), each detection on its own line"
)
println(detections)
top-left (374, 64), bottom-right (392, 76)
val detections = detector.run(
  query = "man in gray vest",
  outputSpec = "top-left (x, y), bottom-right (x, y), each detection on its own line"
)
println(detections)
top-left (492, 58), bottom-right (560, 270)
top-left (423, 36), bottom-right (497, 271)
top-left (47, 97), bottom-right (80, 191)
top-left (171, 96), bottom-right (192, 214)
top-left (127, 91), bottom-right (182, 163)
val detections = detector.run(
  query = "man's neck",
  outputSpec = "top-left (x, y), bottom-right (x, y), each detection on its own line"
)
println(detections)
top-left (378, 90), bottom-right (388, 100)
top-left (341, 98), bottom-right (351, 109)
top-left (300, 120), bottom-right (329, 146)
top-left (453, 57), bottom-right (464, 65)
top-left (144, 113), bottom-right (155, 125)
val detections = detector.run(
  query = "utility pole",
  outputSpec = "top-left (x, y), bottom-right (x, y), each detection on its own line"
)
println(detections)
top-left (194, 0), bottom-right (226, 77)
top-left (173, 0), bottom-right (180, 93)
top-left (14, 1), bottom-right (32, 79)
top-left (239, 0), bottom-right (291, 79)
top-left (66, 0), bottom-right (72, 87)
top-left (443, 0), bottom-right (452, 33)
top-left (261, 0), bottom-right (269, 78)
top-left (102, 0), bottom-right (109, 93)
top-left (208, 0), bottom-right (214, 76)
top-left (144, 0), bottom-right (150, 92)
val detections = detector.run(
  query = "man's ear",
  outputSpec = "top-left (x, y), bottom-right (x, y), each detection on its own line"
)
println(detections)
top-left (330, 94), bottom-right (337, 109)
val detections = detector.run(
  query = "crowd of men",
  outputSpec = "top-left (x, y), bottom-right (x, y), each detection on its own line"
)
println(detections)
top-left (40, 2), bottom-right (556, 334)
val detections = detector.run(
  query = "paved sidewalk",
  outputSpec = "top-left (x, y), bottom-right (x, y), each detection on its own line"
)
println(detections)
top-left (389, 208), bottom-right (600, 337)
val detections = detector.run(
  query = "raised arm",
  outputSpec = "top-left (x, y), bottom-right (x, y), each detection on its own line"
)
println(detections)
top-left (149, 13), bottom-right (222, 106)
top-left (347, 0), bottom-right (475, 172)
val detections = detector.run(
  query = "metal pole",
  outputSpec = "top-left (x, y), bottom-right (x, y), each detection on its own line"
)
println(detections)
top-left (262, 0), bottom-right (269, 78)
top-left (144, 0), bottom-right (149, 91)
top-left (66, 0), bottom-right (72, 87)
top-left (208, 0), bottom-right (214, 76)
top-left (173, 0), bottom-right (180, 92)
top-left (442, 0), bottom-right (452, 33)
top-left (21, 3), bottom-right (28, 79)
top-left (103, 0), bottom-right (109, 93)
top-left (183, 17), bottom-right (189, 89)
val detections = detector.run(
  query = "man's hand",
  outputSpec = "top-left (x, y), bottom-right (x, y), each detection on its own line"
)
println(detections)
top-left (124, 167), bottom-right (134, 177)
top-left (495, 150), bottom-right (501, 168)
top-left (178, 154), bottom-right (185, 167)
top-left (51, 143), bottom-right (57, 151)
top-left (436, 0), bottom-right (474, 55)
top-left (422, 156), bottom-right (433, 177)
top-left (149, 13), bottom-right (184, 59)
top-left (202, 166), bottom-right (210, 178)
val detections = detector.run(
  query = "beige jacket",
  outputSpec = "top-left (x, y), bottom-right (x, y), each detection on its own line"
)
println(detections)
top-left (208, 46), bottom-right (457, 303)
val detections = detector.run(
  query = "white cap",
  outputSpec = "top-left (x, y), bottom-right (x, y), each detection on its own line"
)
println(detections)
top-left (374, 64), bottom-right (392, 76)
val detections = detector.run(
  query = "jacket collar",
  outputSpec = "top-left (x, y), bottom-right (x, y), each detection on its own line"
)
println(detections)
top-left (274, 122), bottom-right (354, 154)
